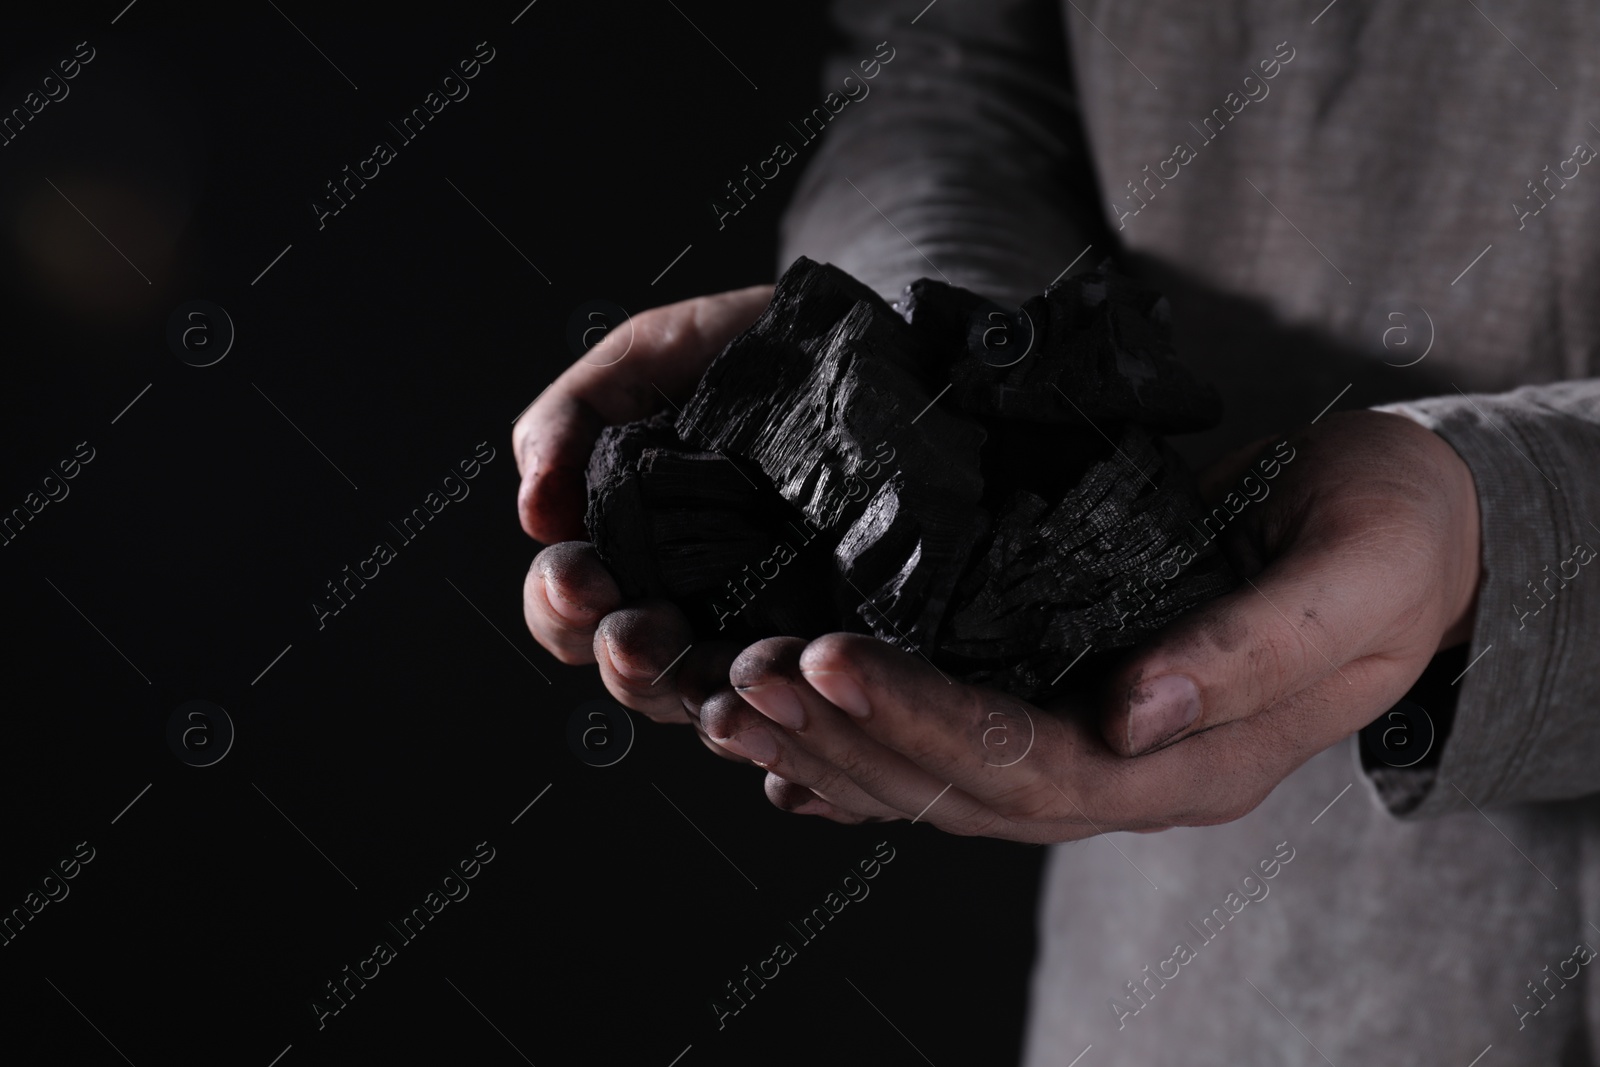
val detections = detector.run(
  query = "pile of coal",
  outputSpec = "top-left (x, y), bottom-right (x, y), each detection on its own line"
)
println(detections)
top-left (584, 256), bottom-right (1238, 701)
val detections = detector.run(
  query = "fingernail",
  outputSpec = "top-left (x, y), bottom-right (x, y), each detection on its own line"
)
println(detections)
top-left (714, 728), bottom-right (777, 767)
top-left (602, 634), bottom-right (655, 683)
top-left (1126, 675), bottom-right (1200, 754)
top-left (736, 683), bottom-right (806, 731)
top-left (801, 670), bottom-right (870, 718)
top-left (543, 574), bottom-right (588, 625)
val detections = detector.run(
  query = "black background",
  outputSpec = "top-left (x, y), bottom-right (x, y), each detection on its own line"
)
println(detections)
top-left (0, 6), bottom-right (1045, 1066)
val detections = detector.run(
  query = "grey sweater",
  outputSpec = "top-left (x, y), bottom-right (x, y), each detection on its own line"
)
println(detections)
top-left (776, 1), bottom-right (1600, 1063)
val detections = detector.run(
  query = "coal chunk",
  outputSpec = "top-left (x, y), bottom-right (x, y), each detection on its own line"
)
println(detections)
top-left (900, 267), bottom-right (1223, 432)
top-left (584, 256), bottom-right (1238, 702)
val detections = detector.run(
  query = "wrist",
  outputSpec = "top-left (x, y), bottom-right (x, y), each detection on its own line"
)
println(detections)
top-left (1430, 427), bottom-right (1482, 650)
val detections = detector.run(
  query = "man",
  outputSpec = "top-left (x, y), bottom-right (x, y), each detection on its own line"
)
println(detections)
top-left (516, 2), bottom-right (1600, 1062)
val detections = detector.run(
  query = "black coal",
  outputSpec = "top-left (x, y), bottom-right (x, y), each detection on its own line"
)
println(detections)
top-left (584, 257), bottom-right (1237, 701)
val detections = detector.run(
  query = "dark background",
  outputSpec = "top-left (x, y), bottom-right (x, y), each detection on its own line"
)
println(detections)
top-left (0, 5), bottom-right (1045, 1066)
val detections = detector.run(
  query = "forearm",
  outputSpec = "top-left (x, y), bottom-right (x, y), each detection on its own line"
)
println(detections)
top-left (778, 0), bottom-right (1109, 308)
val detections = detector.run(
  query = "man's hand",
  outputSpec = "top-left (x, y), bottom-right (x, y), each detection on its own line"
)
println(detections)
top-left (515, 285), bottom-right (772, 739)
top-left (706, 411), bottom-right (1483, 837)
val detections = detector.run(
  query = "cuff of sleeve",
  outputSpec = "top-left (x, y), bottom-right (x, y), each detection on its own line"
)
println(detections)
top-left (1357, 645), bottom-right (1465, 817)
top-left (1364, 394), bottom-right (1577, 817)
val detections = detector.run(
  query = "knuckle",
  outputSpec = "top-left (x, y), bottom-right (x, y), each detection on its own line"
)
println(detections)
top-left (635, 304), bottom-right (686, 353)
top-left (987, 781), bottom-right (1057, 824)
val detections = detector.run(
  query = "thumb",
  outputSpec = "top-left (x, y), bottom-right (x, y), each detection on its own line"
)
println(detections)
top-left (514, 284), bottom-right (773, 543)
top-left (1102, 537), bottom-right (1372, 757)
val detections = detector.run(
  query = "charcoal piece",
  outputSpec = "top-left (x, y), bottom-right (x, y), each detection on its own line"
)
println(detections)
top-left (901, 265), bottom-right (1223, 433)
top-left (585, 255), bottom-right (1240, 702)
top-left (938, 426), bottom-right (1236, 697)
top-left (584, 413), bottom-right (839, 640)
top-left (832, 469), bottom-right (991, 656)
top-left (676, 259), bottom-right (991, 645)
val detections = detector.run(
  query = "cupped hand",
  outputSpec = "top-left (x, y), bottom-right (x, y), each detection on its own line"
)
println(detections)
top-left (514, 285), bottom-right (772, 738)
top-left (704, 411), bottom-right (1482, 838)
